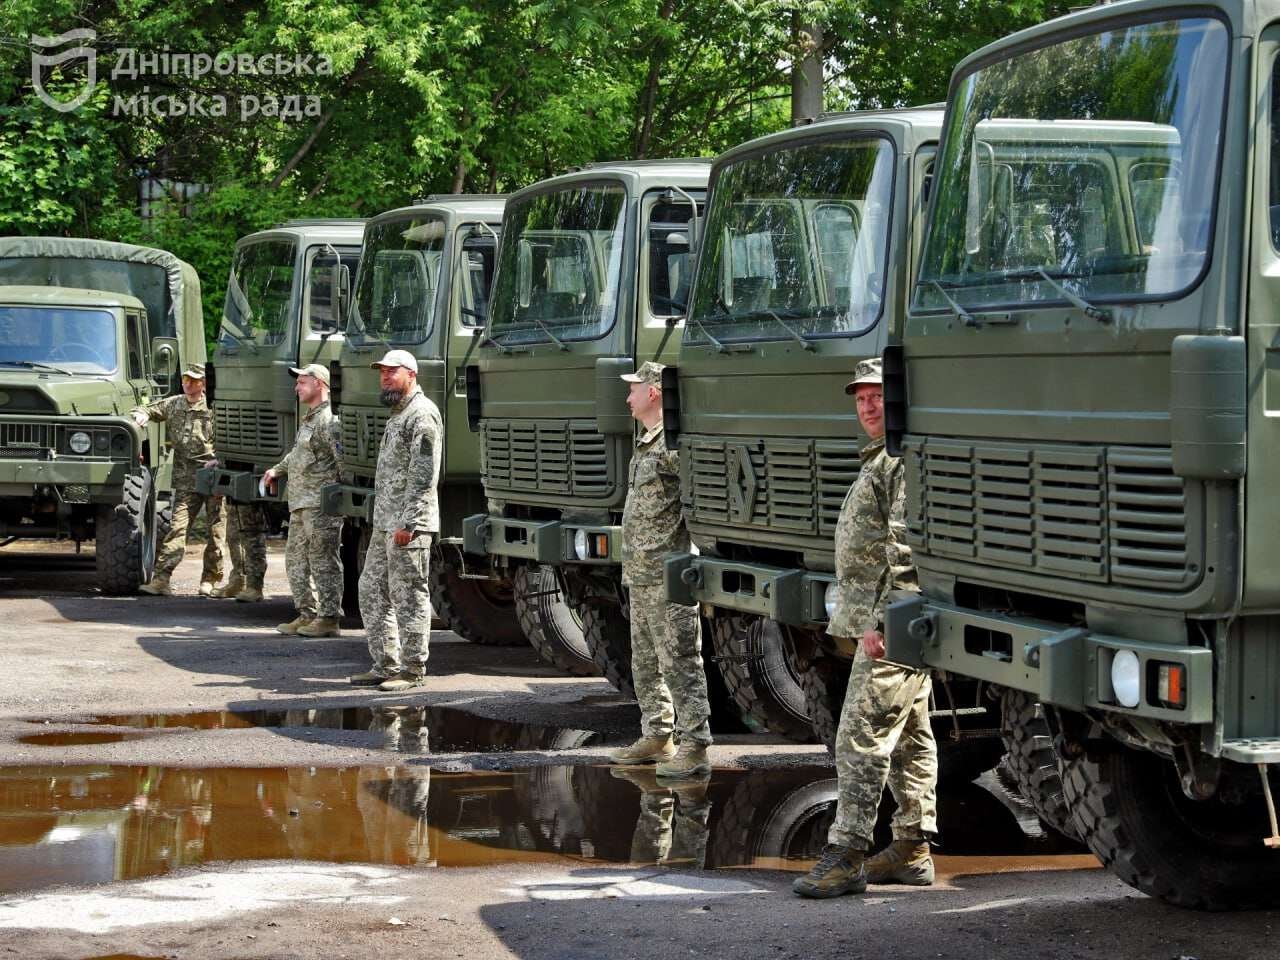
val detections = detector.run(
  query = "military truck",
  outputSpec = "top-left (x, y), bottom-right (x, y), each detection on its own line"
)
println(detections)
top-left (885, 0), bottom-right (1280, 907)
top-left (0, 238), bottom-right (205, 593)
top-left (200, 220), bottom-right (363, 527)
top-left (658, 111), bottom-right (1001, 778)
top-left (462, 161), bottom-right (710, 684)
top-left (319, 196), bottom-right (531, 644)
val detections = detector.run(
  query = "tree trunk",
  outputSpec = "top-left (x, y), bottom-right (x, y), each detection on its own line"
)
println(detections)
top-left (790, 18), bottom-right (823, 124)
top-left (633, 0), bottom-right (678, 158)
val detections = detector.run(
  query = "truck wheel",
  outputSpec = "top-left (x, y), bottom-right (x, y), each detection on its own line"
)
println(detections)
top-left (999, 688), bottom-right (1080, 841)
top-left (710, 615), bottom-right (813, 743)
top-left (711, 770), bottom-right (837, 867)
top-left (580, 593), bottom-right (635, 698)
top-left (1063, 746), bottom-right (1280, 909)
top-left (798, 655), bottom-right (850, 752)
top-left (429, 556), bottom-right (526, 646)
top-left (514, 565), bottom-right (597, 676)
top-left (934, 732), bottom-right (1006, 786)
top-left (96, 469), bottom-right (157, 595)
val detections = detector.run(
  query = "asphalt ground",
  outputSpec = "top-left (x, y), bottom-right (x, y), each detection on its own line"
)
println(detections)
top-left (0, 541), bottom-right (1274, 960)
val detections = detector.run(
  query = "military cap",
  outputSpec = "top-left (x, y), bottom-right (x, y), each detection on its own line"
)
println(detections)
top-left (844, 358), bottom-right (882, 394)
top-left (181, 362), bottom-right (206, 380)
top-left (289, 362), bottom-right (331, 386)
top-left (371, 349), bottom-right (419, 373)
top-left (621, 360), bottom-right (665, 387)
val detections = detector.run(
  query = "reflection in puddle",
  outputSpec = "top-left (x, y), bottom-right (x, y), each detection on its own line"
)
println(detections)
top-left (0, 763), bottom-right (1093, 895)
top-left (24, 705), bottom-right (598, 755)
top-left (18, 733), bottom-right (151, 747)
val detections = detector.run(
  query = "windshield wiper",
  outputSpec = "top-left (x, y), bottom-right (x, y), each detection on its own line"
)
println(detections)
top-left (525, 316), bottom-right (570, 352)
top-left (684, 313), bottom-right (729, 354)
top-left (0, 359), bottom-right (79, 376)
top-left (1032, 268), bottom-right (1111, 322)
top-left (923, 280), bottom-right (977, 327)
top-left (734, 308), bottom-right (816, 351)
top-left (478, 331), bottom-right (515, 355)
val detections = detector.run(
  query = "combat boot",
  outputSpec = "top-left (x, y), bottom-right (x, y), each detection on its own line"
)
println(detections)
top-left (379, 672), bottom-right (427, 692)
top-left (865, 839), bottom-right (934, 886)
top-left (211, 576), bottom-right (244, 599)
top-left (655, 743), bottom-right (711, 780)
top-left (276, 616), bottom-right (312, 635)
top-left (791, 844), bottom-right (867, 899)
top-left (349, 668), bottom-right (393, 686)
top-left (138, 576), bottom-right (172, 596)
top-left (235, 585), bottom-right (264, 603)
top-left (198, 579), bottom-right (218, 597)
top-left (609, 735), bottom-right (677, 765)
top-left (297, 617), bottom-right (340, 638)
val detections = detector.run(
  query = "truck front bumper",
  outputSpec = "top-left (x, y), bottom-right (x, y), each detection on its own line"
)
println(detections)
top-left (884, 595), bottom-right (1213, 724)
top-left (0, 458), bottom-right (129, 494)
top-left (662, 553), bottom-right (833, 627)
top-left (462, 513), bottom-right (621, 565)
top-left (320, 483), bottom-right (374, 522)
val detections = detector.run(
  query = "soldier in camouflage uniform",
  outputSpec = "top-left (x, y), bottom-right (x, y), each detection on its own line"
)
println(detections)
top-left (211, 502), bottom-right (268, 602)
top-left (611, 766), bottom-right (710, 867)
top-left (609, 361), bottom-right (712, 780)
top-left (263, 363), bottom-right (344, 637)
top-left (350, 350), bottom-right (442, 692)
top-left (133, 364), bottom-right (226, 596)
top-left (793, 357), bottom-right (937, 899)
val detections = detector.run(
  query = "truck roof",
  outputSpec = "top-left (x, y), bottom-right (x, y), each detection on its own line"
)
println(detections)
top-left (713, 107), bottom-right (946, 167)
top-left (239, 220), bottom-right (368, 248)
top-left (368, 196), bottom-right (507, 230)
top-left (0, 284), bottom-right (145, 311)
top-left (507, 159), bottom-right (713, 205)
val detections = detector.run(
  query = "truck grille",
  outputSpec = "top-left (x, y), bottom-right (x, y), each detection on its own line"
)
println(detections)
top-left (213, 402), bottom-right (284, 458)
top-left (339, 406), bottom-right (390, 471)
top-left (481, 419), bottom-right (612, 498)
top-left (0, 422), bottom-right (54, 451)
top-left (683, 435), bottom-right (861, 537)
top-left (903, 439), bottom-right (1198, 592)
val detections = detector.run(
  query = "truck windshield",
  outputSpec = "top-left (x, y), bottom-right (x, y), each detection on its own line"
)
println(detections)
top-left (0, 306), bottom-right (118, 374)
top-left (915, 15), bottom-right (1228, 313)
top-left (687, 137), bottom-right (894, 343)
top-left (221, 239), bottom-right (297, 347)
top-left (488, 183), bottom-right (627, 344)
top-left (350, 215), bottom-right (446, 345)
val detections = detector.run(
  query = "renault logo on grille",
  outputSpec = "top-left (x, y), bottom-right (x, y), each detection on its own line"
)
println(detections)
top-left (726, 443), bottom-right (758, 523)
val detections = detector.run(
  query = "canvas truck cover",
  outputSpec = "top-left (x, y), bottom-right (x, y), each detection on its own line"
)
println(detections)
top-left (0, 237), bottom-right (206, 364)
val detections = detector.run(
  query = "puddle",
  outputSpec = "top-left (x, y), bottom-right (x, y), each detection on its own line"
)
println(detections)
top-left (23, 705), bottom-right (599, 755)
top-left (18, 732), bottom-right (151, 747)
top-left (0, 763), bottom-right (1092, 896)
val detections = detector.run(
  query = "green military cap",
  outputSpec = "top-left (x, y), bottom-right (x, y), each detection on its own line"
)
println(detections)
top-left (181, 362), bottom-right (206, 380)
top-left (844, 357), bottom-right (882, 394)
top-left (621, 360), bottom-right (665, 387)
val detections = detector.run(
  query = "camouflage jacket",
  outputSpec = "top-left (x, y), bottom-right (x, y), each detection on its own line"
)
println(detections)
top-left (827, 436), bottom-right (918, 640)
top-left (270, 401), bottom-right (340, 512)
top-left (372, 385), bottom-right (442, 544)
top-left (135, 394), bottom-right (214, 490)
top-left (621, 422), bottom-right (688, 586)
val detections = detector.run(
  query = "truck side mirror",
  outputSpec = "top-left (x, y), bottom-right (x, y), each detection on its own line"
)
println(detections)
top-left (150, 337), bottom-right (178, 392)
top-left (518, 240), bottom-right (532, 310)
top-left (330, 262), bottom-right (351, 328)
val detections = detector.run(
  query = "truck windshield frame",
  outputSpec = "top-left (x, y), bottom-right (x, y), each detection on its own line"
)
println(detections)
top-left (487, 180), bottom-right (628, 346)
top-left (914, 12), bottom-right (1230, 315)
top-left (349, 214), bottom-right (447, 346)
top-left (685, 132), bottom-right (896, 345)
top-left (221, 238), bottom-right (298, 348)
top-left (0, 305), bottom-right (119, 374)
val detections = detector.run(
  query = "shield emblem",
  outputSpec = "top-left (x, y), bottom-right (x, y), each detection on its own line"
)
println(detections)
top-left (31, 29), bottom-right (98, 113)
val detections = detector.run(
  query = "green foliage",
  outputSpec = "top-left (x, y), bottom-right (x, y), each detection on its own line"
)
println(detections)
top-left (0, 0), bottom-right (1072, 352)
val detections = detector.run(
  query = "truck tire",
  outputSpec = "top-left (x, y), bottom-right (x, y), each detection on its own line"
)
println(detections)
top-left (514, 565), bottom-right (597, 676)
top-left (999, 688), bottom-right (1080, 841)
top-left (96, 469), bottom-right (157, 595)
top-left (580, 592), bottom-right (635, 698)
top-left (1062, 746), bottom-right (1280, 910)
top-left (710, 615), bottom-right (813, 743)
top-left (429, 555), bottom-right (526, 646)
top-left (711, 770), bottom-right (837, 867)
top-left (798, 654), bottom-right (850, 751)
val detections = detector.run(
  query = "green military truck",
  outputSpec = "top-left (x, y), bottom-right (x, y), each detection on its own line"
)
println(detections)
top-left (660, 110), bottom-right (1001, 779)
top-left (885, 0), bottom-right (1280, 907)
top-left (462, 161), bottom-right (710, 684)
top-left (320, 196), bottom-right (530, 644)
top-left (201, 220), bottom-right (363, 524)
top-left (0, 237), bottom-right (205, 593)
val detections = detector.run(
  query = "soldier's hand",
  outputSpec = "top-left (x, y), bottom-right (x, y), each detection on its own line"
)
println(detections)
top-left (861, 629), bottom-right (886, 660)
top-left (132, 410), bottom-right (149, 427)
top-left (262, 468), bottom-right (278, 491)
top-left (393, 528), bottom-right (415, 547)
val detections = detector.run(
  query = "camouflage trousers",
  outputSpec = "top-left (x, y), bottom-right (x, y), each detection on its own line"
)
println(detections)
top-left (155, 487), bottom-right (225, 583)
top-left (285, 507), bottom-right (344, 619)
top-left (633, 783), bottom-right (711, 868)
top-left (828, 650), bottom-right (938, 850)
top-left (359, 531), bottom-right (432, 676)
top-left (628, 582), bottom-right (712, 745)
top-left (357, 764), bottom-right (431, 864)
top-left (224, 501), bottom-right (267, 589)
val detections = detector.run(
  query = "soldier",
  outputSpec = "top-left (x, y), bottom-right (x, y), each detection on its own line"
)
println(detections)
top-left (132, 363), bottom-right (226, 596)
top-left (210, 502), bottom-right (268, 602)
top-left (262, 363), bottom-right (344, 636)
top-left (792, 357), bottom-right (937, 899)
top-left (349, 349), bottom-right (442, 692)
top-left (608, 361), bottom-right (712, 780)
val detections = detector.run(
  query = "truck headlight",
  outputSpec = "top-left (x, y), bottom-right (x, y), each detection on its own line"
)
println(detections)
top-left (1111, 649), bottom-right (1141, 708)
top-left (824, 582), bottom-right (839, 619)
top-left (68, 431), bottom-right (92, 454)
top-left (573, 529), bottom-right (589, 561)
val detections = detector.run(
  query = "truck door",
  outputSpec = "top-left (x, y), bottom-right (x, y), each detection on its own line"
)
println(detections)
top-left (446, 223), bottom-right (500, 479)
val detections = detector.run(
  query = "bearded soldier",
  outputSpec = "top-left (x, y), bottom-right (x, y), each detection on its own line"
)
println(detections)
top-left (792, 357), bottom-right (937, 899)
